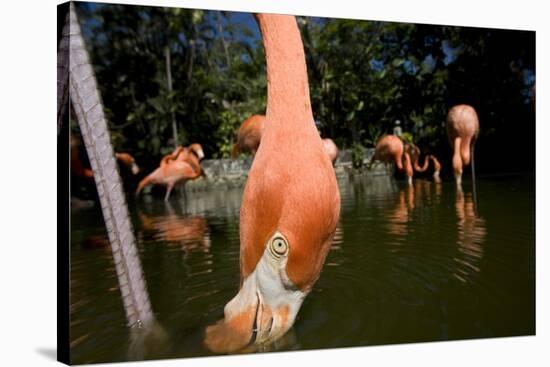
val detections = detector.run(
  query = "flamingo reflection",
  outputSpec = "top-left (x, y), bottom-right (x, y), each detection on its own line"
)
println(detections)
top-left (322, 221), bottom-right (345, 269)
top-left (386, 184), bottom-right (415, 239)
top-left (385, 179), bottom-right (443, 241)
top-left (452, 190), bottom-right (486, 283)
top-left (138, 202), bottom-right (211, 253)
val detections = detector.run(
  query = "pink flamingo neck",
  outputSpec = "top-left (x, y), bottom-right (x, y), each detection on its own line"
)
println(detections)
top-left (453, 137), bottom-right (463, 177)
top-left (395, 151), bottom-right (404, 171)
top-left (256, 15), bottom-right (314, 130)
top-left (413, 153), bottom-right (430, 172)
top-left (460, 136), bottom-right (473, 166)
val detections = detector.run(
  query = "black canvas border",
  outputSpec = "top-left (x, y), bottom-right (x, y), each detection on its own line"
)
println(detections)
top-left (57, 2), bottom-right (71, 364)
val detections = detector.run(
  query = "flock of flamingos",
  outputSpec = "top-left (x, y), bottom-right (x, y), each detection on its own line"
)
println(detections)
top-left (72, 103), bottom-right (478, 202)
top-left (71, 14), bottom-right (481, 353)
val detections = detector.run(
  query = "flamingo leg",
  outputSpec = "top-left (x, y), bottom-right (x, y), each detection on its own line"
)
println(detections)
top-left (452, 137), bottom-right (463, 187)
top-left (403, 152), bottom-right (413, 186)
top-left (164, 183), bottom-right (174, 202)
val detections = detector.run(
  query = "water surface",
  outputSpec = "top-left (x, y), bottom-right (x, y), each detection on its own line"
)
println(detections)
top-left (70, 174), bottom-right (535, 363)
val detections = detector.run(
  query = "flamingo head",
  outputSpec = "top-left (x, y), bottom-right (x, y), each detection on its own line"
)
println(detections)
top-left (204, 137), bottom-right (340, 353)
top-left (115, 153), bottom-right (140, 175)
top-left (131, 162), bottom-right (140, 175)
top-left (189, 143), bottom-right (205, 161)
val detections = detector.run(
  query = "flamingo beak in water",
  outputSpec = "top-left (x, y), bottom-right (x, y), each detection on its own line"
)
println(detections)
top-left (204, 231), bottom-right (306, 353)
top-left (131, 162), bottom-right (140, 175)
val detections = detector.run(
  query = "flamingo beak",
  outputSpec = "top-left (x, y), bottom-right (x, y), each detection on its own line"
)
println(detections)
top-left (204, 244), bottom-right (305, 353)
top-left (197, 149), bottom-right (205, 160)
top-left (131, 163), bottom-right (140, 175)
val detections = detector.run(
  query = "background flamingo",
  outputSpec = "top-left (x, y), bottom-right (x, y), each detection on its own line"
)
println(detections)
top-left (71, 136), bottom-right (140, 180)
top-left (231, 114), bottom-right (265, 158)
top-left (115, 152), bottom-right (140, 175)
top-left (371, 135), bottom-right (413, 185)
top-left (405, 142), bottom-right (442, 183)
top-left (405, 143), bottom-right (429, 173)
top-left (204, 14), bottom-right (340, 353)
top-left (322, 138), bottom-right (339, 164)
top-left (136, 146), bottom-right (202, 201)
top-left (232, 114), bottom-right (339, 166)
top-left (170, 143), bottom-right (207, 178)
top-left (446, 104), bottom-right (479, 187)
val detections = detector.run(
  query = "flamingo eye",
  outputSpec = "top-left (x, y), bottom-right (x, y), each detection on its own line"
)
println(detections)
top-left (269, 234), bottom-right (289, 258)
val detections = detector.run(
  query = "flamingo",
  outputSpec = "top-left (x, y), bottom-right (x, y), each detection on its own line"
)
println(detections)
top-left (232, 114), bottom-right (339, 167)
top-left (71, 136), bottom-right (140, 179)
top-left (135, 147), bottom-right (202, 201)
top-left (171, 143), bottom-right (207, 178)
top-left (231, 114), bottom-right (265, 158)
top-left (115, 152), bottom-right (140, 175)
top-left (446, 104), bottom-right (479, 187)
top-left (405, 142), bottom-right (442, 183)
top-left (371, 135), bottom-right (413, 186)
top-left (172, 143), bottom-right (205, 163)
top-left (405, 143), bottom-right (427, 172)
top-left (322, 138), bottom-right (339, 164)
top-left (204, 14), bottom-right (340, 353)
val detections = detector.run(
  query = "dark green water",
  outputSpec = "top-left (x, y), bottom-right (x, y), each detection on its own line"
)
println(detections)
top-left (70, 174), bottom-right (535, 364)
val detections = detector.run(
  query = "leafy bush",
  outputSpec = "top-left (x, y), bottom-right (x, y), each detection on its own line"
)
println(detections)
top-left (351, 143), bottom-right (366, 169)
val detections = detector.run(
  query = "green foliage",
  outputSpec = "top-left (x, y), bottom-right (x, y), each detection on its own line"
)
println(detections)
top-left (74, 4), bottom-right (534, 172)
top-left (364, 124), bottom-right (382, 146)
top-left (400, 132), bottom-right (414, 145)
top-left (351, 143), bottom-right (366, 169)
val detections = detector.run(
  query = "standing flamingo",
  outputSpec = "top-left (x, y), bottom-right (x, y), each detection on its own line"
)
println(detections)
top-left (135, 147), bottom-right (202, 201)
top-left (322, 138), bottom-right (339, 164)
top-left (371, 135), bottom-right (413, 186)
top-left (405, 143), bottom-right (442, 183)
top-left (231, 114), bottom-right (265, 158)
top-left (204, 14), bottom-right (340, 353)
top-left (446, 104), bottom-right (479, 187)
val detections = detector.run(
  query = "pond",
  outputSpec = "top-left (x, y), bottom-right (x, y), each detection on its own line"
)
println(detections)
top-left (70, 173), bottom-right (535, 364)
